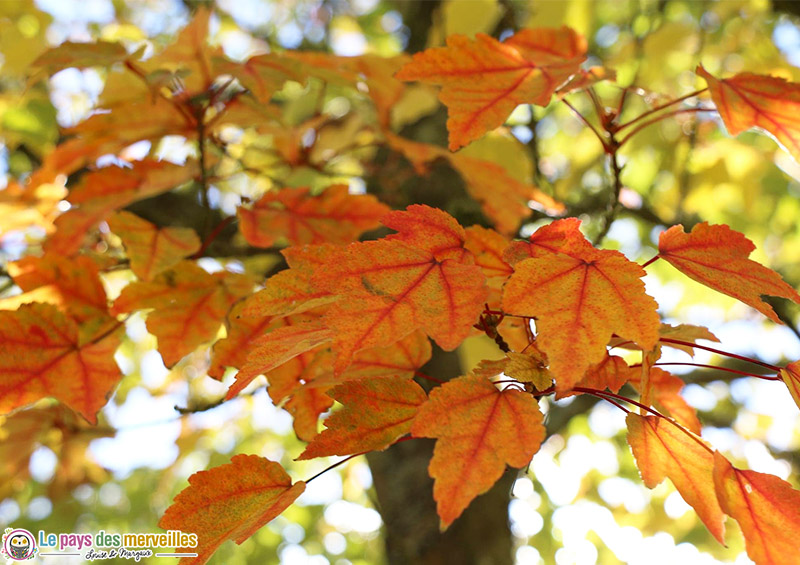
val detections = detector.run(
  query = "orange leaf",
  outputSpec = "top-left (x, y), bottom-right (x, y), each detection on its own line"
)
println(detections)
top-left (45, 160), bottom-right (200, 256)
top-left (503, 216), bottom-right (588, 265)
top-left (713, 451), bottom-right (800, 565)
top-left (658, 223), bottom-right (800, 324)
top-left (239, 267), bottom-right (336, 319)
top-left (626, 414), bottom-right (725, 543)
top-left (108, 211), bottom-right (200, 281)
top-left (338, 330), bottom-right (432, 381)
top-left (464, 225), bottom-right (513, 282)
top-left (6, 254), bottom-right (108, 323)
top-left (411, 375), bottom-right (545, 529)
top-left (298, 376), bottom-right (427, 460)
top-left (503, 219), bottom-right (659, 390)
top-left (572, 354), bottom-right (638, 397)
top-left (208, 302), bottom-right (280, 380)
top-left (0, 303), bottom-right (122, 424)
top-left (610, 323), bottom-right (720, 356)
top-left (698, 65), bottom-right (800, 164)
top-left (237, 185), bottom-right (389, 248)
top-left (158, 454), bottom-right (305, 565)
top-left (628, 368), bottom-right (701, 434)
top-left (780, 361), bottom-right (800, 412)
top-left (32, 41), bottom-right (130, 75)
top-left (314, 205), bottom-right (487, 373)
top-left (396, 27), bottom-right (586, 150)
top-left (227, 322), bottom-right (333, 400)
top-left (283, 386), bottom-right (335, 441)
top-left (111, 262), bottom-right (252, 367)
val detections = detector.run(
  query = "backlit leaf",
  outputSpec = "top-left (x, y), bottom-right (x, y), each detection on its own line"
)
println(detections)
top-left (780, 361), bottom-right (800, 412)
top-left (158, 454), bottom-right (305, 565)
top-left (239, 268), bottom-right (336, 319)
top-left (713, 451), bottom-right (800, 565)
top-left (627, 414), bottom-right (725, 543)
top-left (298, 377), bottom-right (427, 460)
top-left (31, 41), bottom-right (130, 75)
top-left (411, 374), bottom-right (545, 529)
top-left (698, 65), bottom-right (800, 164)
top-left (0, 303), bottom-right (122, 424)
top-left (658, 223), bottom-right (800, 324)
top-left (628, 367), bottom-right (701, 434)
top-left (396, 27), bottom-right (586, 150)
top-left (237, 185), bottom-right (389, 248)
top-left (503, 219), bottom-right (659, 390)
top-left (111, 262), bottom-right (252, 367)
top-left (108, 211), bottom-right (200, 281)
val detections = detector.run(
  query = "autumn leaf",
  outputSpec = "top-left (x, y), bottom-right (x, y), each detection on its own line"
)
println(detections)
top-left (337, 330), bottom-right (432, 382)
top-left (780, 361), bottom-right (800, 412)
top-left (713, 451), bottom-right (800, 565)
top-left (208, 302), bottom-right (282, 380)
top-left (310, 205), bottom-right (487, 373)
top-left (411, 374), bottom-right (545, 529)
top-left (503, 216), bottom-right (588, 265)
top-left (464, 226), bottom-right (513, 283)
top-left (0, 303), bottom-right (122, 424)
top-left (226, 321), bottom-right (333, 400)
top-left (238, 265), bottom-right (335, 319)
top-left (158, 454), bottom-right (305, 565)
top-left (45, 160), bottom-right (200, 256)
top-left (298, 377), bottom-right (427, 460)
top-left (237, 185), bottom-right (389, 248)
top-left (503, 219), bottom-right (660, 390)
top-left (111, 261), bottom-right (252, 367)
top-left (5, 254), bottom-right (108, 323)
top-left (505, 352), bottom-right (551, 390)
top-left (556, 66), bottom-right (617, 97)
top-left (31, 41), bottom-right (131, 76)
top-left (108, 211), bottom-right (200, 281)
top-left (626, 414), bottom-right (725, 543)
top-left (571, 354), bottom-right (638, 397)
top-left (697, 65), bottom-right (800, 164)
top-left (611, 323), bottom-right (721, 356)
top-left (628, 367), bottom-right (701, 434)
top-left (658, 223), bottom-right (800, 324)
top-left (396, 27), bottom-right (586, 150)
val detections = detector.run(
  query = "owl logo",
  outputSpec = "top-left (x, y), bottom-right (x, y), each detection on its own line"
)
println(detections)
top-left (1, 528), bottom-right (37, 561)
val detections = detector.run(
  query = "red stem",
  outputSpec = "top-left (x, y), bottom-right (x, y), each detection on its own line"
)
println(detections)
top-left (618, 108), bottom-right (711, 147)
top-left (658, 337), bottom-right (782, 372)
top-left (415, 370), bottom-right (445, 384)
top-left (304, 436), bottom-right (414, 483)
top-left (616, 88), bottom-right (709, 131)
top-left (572, 386), bottom-right (714, 454)
top-left (562, 98), bottom-right (610, 151)
top-left (641, 255), bottom-right (660, 268)
top-left (191, 215), bottom-right (236, 259)
top-left (653, 361), bottom-right (780, 380)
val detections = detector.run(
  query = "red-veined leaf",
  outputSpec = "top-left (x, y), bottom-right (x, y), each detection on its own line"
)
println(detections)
top-left (298, 376), bottom-right (427, 460)
top-left (0, 303), bottom-right (122, 424)
top-left (658, 223), bottom-right (800, 324)
top-left (411, 374), bottom-right (545, 529)
top-left (713, 451), bottom-right (800, 565)
top-left (780, 361), bottom-right (800, 412)
top-left (627, 414), bottom-right (725, 543)
top-left (158, 454), bottom-right (305, 565)
top-left (396, 27), bottom-right (586, 150)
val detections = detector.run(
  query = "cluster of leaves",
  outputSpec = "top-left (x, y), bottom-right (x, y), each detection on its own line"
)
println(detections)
top-left (3, 6), bottom-right (800, 564)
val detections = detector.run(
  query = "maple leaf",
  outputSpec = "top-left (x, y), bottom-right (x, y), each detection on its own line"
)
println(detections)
top-left (45, 160), bottom-right (200, 256)
top-left (237, 185), bottom-right (389, 248)
top-left (411, 374), bottom-right (545, 529)
top-left (337, 330), bottom-right (432, 382)
top-left (697, 65), bottom-right (800, 164)
top-left (505, 352), bottom-right (552, 390)
top-left (31, 40), bottom-right (131, 75)
top-left (226, 321), bottom-right (333, 400)
top-left (298, 376), bottom-right (427, 460)
top-left (627, 367), bottom-right (701, 434)
top-left (0, 180), bottom-right (65, 239)
top-left (611, 323), bottom-right (721, 356)
top-left (464, 226), bottom-right (514, 283)
top-left (0, 303), bottom-right (122, 424)
top-left (658, 223), bottom-right (800, 324)
top-left (571, 354), bottom-right (638, 397)
top-left (713, 451), bottom-right (800, 565)
top-left (396, 27), bottom-right (586, 150)
top-left (107, 211), bottom-right (200, 281)
top-left (5, 254), bottom-right (108, 323)
top-left (238, 267), bottom-right (335, 319)
top-left (626, 414), bottom-right (725, 543)
top-left (503, 219), bottom-right (660, 390)
top-left (111, 262), bottom-right (252, 367)
top-left (158, 454), bottom-right (305, 565)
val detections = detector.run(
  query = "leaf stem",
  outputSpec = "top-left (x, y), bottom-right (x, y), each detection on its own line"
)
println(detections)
top-left (562, 98), bottom-right (609, 151)
top-left (653, 361), bottom-right (780, 380)
top-left (658, 337), bottom-right (782, 372)
top-left (415, 370), bottom-right (445, 384)
top-left (618, 108), bottom-right (711, 148)
top-left (572, 386), bottom-right (714, 454)
top-left (616, 88), bottom-right (708, 131)
top-left (304, 436), bottom-right (414, 484)
top-left (192, 215), bottom-right (236, 259)
top-left (641, 255), bottom-right (660, 268)
top-left (592, 138), bottom-right (622, 246)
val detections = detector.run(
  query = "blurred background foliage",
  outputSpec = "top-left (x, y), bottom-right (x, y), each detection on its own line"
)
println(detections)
top-left (2, 0), bottom-right (800, 564)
